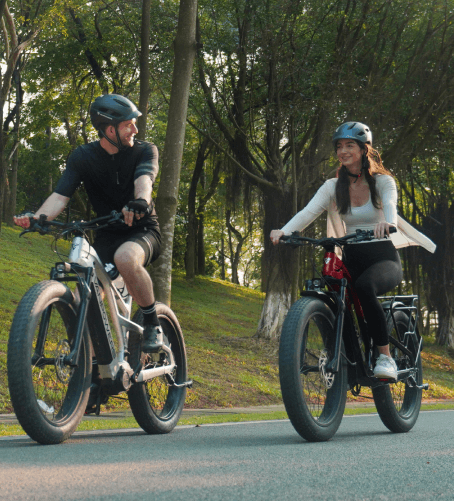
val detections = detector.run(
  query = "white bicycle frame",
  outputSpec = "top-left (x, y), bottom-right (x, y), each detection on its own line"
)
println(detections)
top-left (68, 235), bottom-right (176, 384)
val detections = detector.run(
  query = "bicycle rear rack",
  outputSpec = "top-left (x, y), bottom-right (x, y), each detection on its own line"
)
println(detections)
top-left (379, 294), bottom-right (428, 389)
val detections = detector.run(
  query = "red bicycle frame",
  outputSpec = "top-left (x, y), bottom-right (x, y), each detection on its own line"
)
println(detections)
top-left (322, 249), bottom-right (365, 322)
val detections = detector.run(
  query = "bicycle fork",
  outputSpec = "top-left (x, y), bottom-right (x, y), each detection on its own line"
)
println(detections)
top-left (325, 277), bottom-right (348, 374)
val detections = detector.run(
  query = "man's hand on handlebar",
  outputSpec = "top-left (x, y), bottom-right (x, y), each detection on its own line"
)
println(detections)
top-left (13, 212), bottom-right (36, 229)
top-left (270, 229), bottom-right (285, 246)
top-left (122, 198), bottom-right (150, 227)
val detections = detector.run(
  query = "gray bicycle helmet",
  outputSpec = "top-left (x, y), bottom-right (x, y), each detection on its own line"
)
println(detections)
top-left (332, 121), bottom-right (372, 148)
top-left (90, 94), bottom-right (141, 130)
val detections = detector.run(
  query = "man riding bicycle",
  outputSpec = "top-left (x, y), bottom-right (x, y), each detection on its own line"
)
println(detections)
top-left (14, 94), bottom-right (163, 355)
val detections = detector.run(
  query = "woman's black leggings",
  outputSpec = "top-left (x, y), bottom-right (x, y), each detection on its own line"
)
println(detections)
top-left (343, 240), bottom-right (403, 346)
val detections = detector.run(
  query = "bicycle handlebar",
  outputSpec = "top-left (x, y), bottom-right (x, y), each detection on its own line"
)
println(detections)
top-left (280, 226), bottom-right (397, 249)
top-left (20, 211), bottom-right (125, 237)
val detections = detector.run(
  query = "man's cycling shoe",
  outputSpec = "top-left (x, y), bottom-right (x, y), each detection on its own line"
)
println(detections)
top-left (142, 324), bottom-right (164, 353)
top-left (373, 354), bottom-right (398, 381)
top-left (85, 383), bottom-right (108, 415)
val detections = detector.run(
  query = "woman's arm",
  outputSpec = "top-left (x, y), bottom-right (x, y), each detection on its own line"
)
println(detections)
top-left (375, 174), bottom-right (398, 239)
top-left (280, 179), bottom-right (336, 234)
top-left (376, 174), bottom-right (398, 226)
top-left (270, 179), bottom-right (336, 245)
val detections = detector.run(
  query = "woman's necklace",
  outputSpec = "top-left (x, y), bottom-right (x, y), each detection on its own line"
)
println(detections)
top-left (347, 170), bottom-right (362, 183)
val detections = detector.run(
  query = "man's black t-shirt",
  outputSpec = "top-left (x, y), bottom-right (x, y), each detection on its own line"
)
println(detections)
top-left (55, 140), bottom-right (160, 234)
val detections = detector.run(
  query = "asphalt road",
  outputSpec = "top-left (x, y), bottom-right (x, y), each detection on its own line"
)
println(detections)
top-left (1, 410), bottom-right (453, 501)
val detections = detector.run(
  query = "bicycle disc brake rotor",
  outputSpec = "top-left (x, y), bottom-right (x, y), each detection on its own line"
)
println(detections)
top-left (55, 340), bottom-right (74, 383)
top-left (319, 350), bottom-right (335, 389)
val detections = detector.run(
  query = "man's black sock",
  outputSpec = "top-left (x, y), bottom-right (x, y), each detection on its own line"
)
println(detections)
top-left (140, 302), bottom-right (160, 326)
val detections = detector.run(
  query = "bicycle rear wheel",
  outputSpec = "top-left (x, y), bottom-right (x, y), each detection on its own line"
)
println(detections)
top-left (279, 297), bottom-right (348, 442)
top-left (128, 303), bottom-right (188, 434)
top-left (7, 280), bottom-right (91, 444)
top-left (372, 310), bottom-right (422, 433)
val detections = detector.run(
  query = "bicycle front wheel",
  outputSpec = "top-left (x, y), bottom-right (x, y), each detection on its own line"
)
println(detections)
top-left (372, 310), bottom-right (422, 433)
top-left (7, 280), bottom-right (91, 444)
top-left (128, 303), bottom-right (188, 434)
top-left (279, 297), bottom-right (348, 442)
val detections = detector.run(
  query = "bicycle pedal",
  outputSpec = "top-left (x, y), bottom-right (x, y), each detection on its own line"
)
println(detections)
top-left (417, 383), bottom-right (429, 390)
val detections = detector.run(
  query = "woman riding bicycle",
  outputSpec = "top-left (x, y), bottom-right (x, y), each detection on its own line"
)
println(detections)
top-left (270, 122), bottom-right (435, 381)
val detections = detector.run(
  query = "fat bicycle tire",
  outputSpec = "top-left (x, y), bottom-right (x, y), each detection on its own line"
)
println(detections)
top-left (7, 280), bottom-right (91, 444)
top-left (372, 310), bottom-right (422, 433)
top-left (279, 297), bottom-right (348, 442)
top-left (128, 303), bottom-right (188, 434)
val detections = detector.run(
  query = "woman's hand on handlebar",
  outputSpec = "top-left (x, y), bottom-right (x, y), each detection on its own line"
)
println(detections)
top-left (270, 229), bottom-right (285, 246)
top-left (374, 222), bottom-right (395, 240)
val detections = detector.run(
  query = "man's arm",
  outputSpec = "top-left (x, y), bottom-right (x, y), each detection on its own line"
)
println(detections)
top-left (14, 193), bottom-right (70, 228)
top-left (122, 175), bottom-right (153, 227)
top-left (134, 174), bottom-right (153, 204)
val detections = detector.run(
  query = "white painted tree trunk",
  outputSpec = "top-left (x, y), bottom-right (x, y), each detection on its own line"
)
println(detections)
top-left (255, 192), bottom-right (296, 340)
top-left (256, 290), bottom-right (292, 340)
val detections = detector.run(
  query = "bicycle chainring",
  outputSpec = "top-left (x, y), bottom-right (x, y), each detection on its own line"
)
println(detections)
top-left (319, 350), bottom-right (335, 389)
top-left (55, 340), bottom-right (74, 383)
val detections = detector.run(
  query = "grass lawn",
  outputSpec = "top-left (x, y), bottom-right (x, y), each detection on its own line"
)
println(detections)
top-left (1, 223), bottom-right (454, 437)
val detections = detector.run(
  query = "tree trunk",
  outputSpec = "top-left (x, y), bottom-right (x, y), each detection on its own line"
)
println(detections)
top-left (255, 189), bottom-right (294, 339)
top-left (419, 202), bottom-right (454, 346)
top-left (186, 138), bottom-right (209, 279)
top-left (137, 0), bottom-right (151, 140)
top-left (0, 69), bottom-right (6, 230)
top-left (152, 0), bottom-right (197, 305)
top-left (5, 142), bottom-right (18, 225)
top-left (436, 304), bottom-right (454, 347)
top-left (220, 231), bottom-right (225, 280)
top-left (197, 213), bottom-right (205, 275)
top-left (226, 209), bottom-right (248, 285)
top-left (430, 204), bottom-right (454, 347)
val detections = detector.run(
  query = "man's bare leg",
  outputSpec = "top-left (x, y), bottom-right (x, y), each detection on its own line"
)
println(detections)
top-left (114, 241), bottom-right (163, 352)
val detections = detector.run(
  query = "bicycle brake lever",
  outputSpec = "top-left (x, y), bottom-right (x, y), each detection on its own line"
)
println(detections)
top-left (19, 216), bottom-right (48, 237)
top-left (108, 211), bottom-right (126, 225)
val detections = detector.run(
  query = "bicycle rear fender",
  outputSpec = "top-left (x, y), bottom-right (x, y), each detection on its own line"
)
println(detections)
top-left (381, 300), bottom-right (405, 312)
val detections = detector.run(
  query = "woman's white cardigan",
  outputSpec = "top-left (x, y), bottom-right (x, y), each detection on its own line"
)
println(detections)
top-left (281, 175), bottom-right (436, 254)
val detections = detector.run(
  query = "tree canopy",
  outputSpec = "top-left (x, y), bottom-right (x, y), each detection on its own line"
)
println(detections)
top-left (1, 0), bottom-right (453, 344)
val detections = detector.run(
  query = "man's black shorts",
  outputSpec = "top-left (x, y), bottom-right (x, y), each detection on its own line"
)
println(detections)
top-left (93, 226), bottom-right (161, 271)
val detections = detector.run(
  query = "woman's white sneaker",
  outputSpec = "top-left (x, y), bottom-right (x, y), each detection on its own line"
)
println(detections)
top-left (373, 354), bottom-right (397, 380)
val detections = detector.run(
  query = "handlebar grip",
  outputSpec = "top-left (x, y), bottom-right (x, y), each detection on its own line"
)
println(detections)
top-left (389, 226), bottom-right (397, 234)
top-left (28, 215), bottom-right (49, 235)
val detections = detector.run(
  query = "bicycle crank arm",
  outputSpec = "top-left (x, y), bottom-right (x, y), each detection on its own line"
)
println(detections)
top-left (164, 371), bottom-right (192, 388)
top-left (135, 363), bottom-right (177, 383)
top-left (406, 375), bottom-right (429, 390)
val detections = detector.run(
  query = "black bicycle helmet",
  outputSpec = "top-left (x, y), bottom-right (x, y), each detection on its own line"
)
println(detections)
top-left (90, 94), bottom-right (141, 130)
top-left (90, 94), bottom-right (141, 150)
top-left (332, 121), bottom-right (372, 148)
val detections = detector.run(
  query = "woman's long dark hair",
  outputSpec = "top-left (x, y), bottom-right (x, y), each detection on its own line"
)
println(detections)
top-left (335, 143), bottom-right (393, 215)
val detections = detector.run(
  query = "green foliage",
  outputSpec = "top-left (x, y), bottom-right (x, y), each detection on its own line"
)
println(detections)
top-left (3, 0), bottom-right (454, 339)
top-left (0, 226), bottom-right (280, 413)
top-left (1, 228), bottom-right (454, 423)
